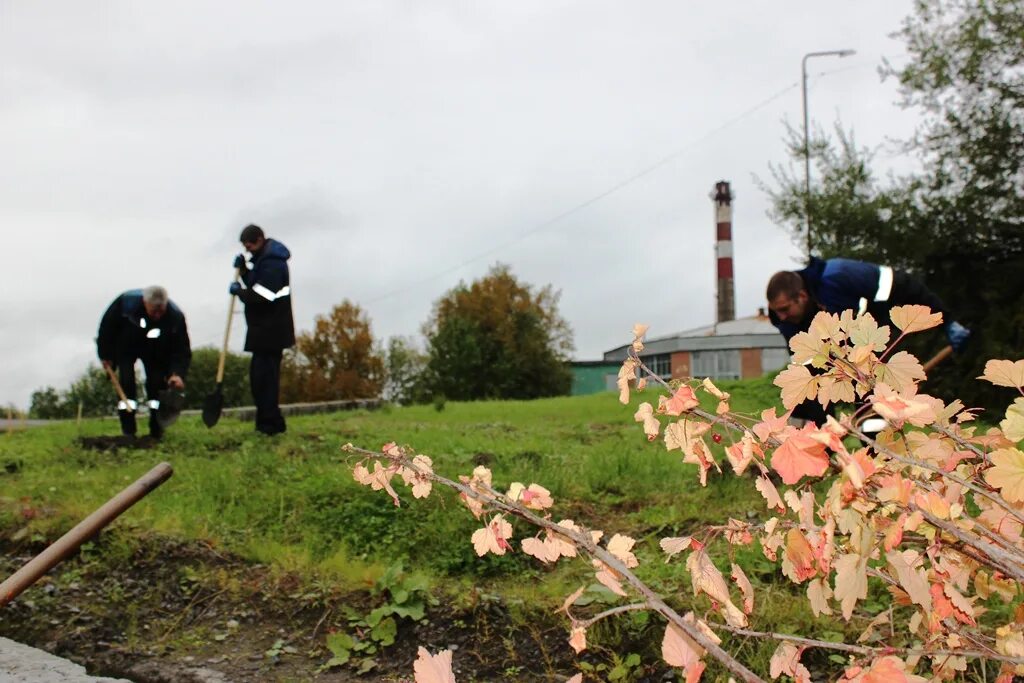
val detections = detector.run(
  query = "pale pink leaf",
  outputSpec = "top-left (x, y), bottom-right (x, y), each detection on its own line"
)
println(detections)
top-left (774, 364), bottom-right (820, 410)
top-left (660, 385), bottom-right (699, 416)
top-left (979, 359), bottom-right (1024, 389)
top-left (730, 563), bottom-right (754, 614)
top-left (755, 476), bottom-right (786, 513)
top-left (889, 304), bottom-right (943, 333)
top-left (985, 448), bottom-right (1024, 503)
top-left (833, 553), bottom-right (868, 621)
top-left (413, 646), bottom-right (456, 683)
top-left (769, 642), bottom-right (801, 679)
top-left (607, 534), bottom-right (639, 569)
top-left (660, 536), bottom-right (693, 560)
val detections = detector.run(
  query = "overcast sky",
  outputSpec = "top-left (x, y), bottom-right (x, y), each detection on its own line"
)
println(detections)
top-left (0, 1), bottom-right (923, 409)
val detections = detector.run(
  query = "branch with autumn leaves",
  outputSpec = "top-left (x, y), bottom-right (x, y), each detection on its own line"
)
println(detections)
top-left (348, 305), bottom-right (1024, 683)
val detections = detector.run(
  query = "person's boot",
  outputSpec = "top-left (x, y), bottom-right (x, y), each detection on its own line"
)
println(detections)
top-left (148, 412), bottom-right (164, 440)
top-left (118, 410), bottom-right (137, 438)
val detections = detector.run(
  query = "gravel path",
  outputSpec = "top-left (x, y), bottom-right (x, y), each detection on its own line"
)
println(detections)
top-left (0, 638), bottom-right (132, 682)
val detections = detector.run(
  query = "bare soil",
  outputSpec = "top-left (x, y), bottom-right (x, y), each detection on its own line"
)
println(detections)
top-left (0, 536), bottom-right (590, 682)
top-left (77, 436), bottom-right (161, 452)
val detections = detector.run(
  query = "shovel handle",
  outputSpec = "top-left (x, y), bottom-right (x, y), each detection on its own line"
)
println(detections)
top-left (216, 269), bottom-right (241, 384)
top-left (102, 363), bottom-right (133, 412)
top-left (922, 345), bottom-right (954, 374)
top-left (0, 462), bottom-right (173, 607)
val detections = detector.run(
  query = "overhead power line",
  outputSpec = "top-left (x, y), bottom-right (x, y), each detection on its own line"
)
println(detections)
top-left (362, 79), bottom-right (812, 306)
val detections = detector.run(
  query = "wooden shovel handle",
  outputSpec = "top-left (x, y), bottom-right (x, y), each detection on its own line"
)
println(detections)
top-left (0, 462), bottom-right (172, 607)
top-left (923, 345), bottom-right (954, 375)
top-left (216, 269), bottom-right (241, 384)
top-left (102, 363), bottom-right (132, 411)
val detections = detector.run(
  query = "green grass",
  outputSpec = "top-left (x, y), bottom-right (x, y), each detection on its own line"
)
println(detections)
top-left (1, 376), bottom-right (854, 676)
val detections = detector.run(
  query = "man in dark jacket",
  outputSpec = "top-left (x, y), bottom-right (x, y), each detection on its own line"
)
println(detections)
top-left (766, 257), bottom-right (971, 423)
top-left (230, 224), bottom-right (295, 435)
top-left (97, 286), bottom-right (191, 438)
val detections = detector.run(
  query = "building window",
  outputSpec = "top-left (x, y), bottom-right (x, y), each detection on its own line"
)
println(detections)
top-left (691, 350), bottom-right (740, 380)
top-left (641, 354), bottom-right (671, 379)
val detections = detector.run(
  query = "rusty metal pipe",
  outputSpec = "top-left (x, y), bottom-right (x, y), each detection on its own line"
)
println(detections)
top-left (0, 462), bottom-right (173, 607)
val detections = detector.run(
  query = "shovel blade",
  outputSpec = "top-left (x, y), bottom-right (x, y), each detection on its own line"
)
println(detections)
top-left (156, 389), bottom-right (185, 428)
top-left (202, 386), bottom-right (224, 428)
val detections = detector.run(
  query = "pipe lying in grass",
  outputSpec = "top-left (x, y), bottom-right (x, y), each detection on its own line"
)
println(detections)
top-left (0, 462), bottom-right (173, 608)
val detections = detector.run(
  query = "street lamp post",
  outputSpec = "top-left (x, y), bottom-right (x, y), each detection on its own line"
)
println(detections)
top-left (802, 49), bottom-right (856, 257)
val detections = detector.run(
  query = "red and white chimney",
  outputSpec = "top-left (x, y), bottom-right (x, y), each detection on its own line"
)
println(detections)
top-left (713, 181), bottom-right (735, 323)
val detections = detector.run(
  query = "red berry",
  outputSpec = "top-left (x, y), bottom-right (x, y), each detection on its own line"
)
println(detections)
top-left (712, 433), bottom-right (722, 444)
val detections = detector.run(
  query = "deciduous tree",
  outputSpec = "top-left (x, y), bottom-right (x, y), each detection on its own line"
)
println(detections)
top-left (423, 264), bottom-right (573, 401)
top-left (281, 300), bottom-right (384, 402)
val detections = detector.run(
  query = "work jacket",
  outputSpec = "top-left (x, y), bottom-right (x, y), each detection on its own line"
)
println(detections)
top-left (238, 238), bottom-right (296, 352)
top-left (770, 257), bottom-right (949, 343)
top-left (96, 290), bottom-right (192, 377)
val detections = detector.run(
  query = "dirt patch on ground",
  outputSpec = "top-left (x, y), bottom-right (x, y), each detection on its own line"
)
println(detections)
top-left (77, 436), bottom-right (161, 452)
top-left (0, 536), bottom-right (595, 682)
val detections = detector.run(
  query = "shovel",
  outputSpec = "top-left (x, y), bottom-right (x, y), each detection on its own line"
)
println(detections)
top-left (103, 363), bottom-right (134, 413)
top-left (153, 388), bottom-right (185, 428)
top-left (202, 272), bottom-right (240, 427)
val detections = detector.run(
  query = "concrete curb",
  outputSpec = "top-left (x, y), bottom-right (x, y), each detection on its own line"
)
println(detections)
top-left (0, 638), bottom-right (131, 683)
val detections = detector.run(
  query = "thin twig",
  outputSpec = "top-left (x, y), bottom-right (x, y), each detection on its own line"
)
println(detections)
top-left (345, 444), bottom-right (766, 683)
top-left (713, 623), bottom-right (1024, 666)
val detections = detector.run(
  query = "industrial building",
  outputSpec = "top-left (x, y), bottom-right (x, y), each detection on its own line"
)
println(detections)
top-left (569, 180), bottom-right (789, 394)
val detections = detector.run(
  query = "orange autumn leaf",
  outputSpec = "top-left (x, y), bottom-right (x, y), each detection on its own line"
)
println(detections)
top-left (783, 528), bottom-right (817, 583)
top-left (774, 364), bottom-right (820, 410)
top-left (568, 626), bottom-right (587, 653)
top-left (771, 432), bottom-right (830, 485)
top-left (979, 359), bottom-right (1024, 389)
top-left (660, 385), bottom-right (699, 416)
top-left (889, 304), bottom-right (943, 334)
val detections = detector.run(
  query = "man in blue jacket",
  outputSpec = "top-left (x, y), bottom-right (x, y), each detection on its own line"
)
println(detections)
top-left (767, 257), bottom-right (971, 423)
top-left (230, 224), bottom-right (296, 435)
top-left (97, 286), bottom-right (191, 439)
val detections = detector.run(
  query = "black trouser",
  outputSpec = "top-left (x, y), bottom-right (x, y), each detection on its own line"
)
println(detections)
top-left (116, 355), bottom-right (167, 438)
top-left (250, 349), bottom-right (285, 435)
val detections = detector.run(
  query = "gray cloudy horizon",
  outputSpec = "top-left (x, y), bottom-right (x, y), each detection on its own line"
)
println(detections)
top-left (1, 1), bottom-right (921, 409)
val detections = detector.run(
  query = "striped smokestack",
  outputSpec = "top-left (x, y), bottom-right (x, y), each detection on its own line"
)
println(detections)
top-left (713, 181), bottom-right (735, 323)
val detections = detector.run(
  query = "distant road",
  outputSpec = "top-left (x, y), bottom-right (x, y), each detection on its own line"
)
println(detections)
top-left (0, 419), bottom-right (50, 431)
top-left (0, 399), bottom-right (382, 432)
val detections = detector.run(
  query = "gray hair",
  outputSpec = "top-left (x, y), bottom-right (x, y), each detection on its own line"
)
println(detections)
top-left (142, 285), bottom-right (168, 307)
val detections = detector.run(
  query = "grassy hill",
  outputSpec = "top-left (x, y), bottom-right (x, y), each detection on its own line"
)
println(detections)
top-left (0, 376), bottom-right (857, 681)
